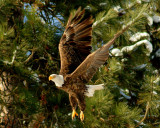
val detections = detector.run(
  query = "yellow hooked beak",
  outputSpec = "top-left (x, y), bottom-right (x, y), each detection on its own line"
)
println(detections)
top-left (49, 75), bottom-right (56, 81)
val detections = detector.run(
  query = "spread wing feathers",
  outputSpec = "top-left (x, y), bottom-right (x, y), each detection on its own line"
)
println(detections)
top-left (59, 7), bottom-right (94, 75)
top-left (70, 39), bottom-right (115, 83)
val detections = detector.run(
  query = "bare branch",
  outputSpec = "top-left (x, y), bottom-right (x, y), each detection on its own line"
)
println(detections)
top-left (55, 16), bottom-right (64, 27)
top-left (136, 102), bottom-right (150, 127)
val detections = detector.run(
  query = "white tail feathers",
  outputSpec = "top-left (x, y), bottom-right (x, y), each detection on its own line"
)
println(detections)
top-left (85, 84), bottom-right (104, 97)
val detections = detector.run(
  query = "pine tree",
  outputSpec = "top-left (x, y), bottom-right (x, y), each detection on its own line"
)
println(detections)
top-left (0, 0), bottom-right (160, 127)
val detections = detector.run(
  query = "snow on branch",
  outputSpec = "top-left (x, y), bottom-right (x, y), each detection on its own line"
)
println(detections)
top-left (32, 73), bottom-right (40, 83)
top-left (113, 85), bottom-right (131, 100)
top-left (136, 64), bottom-right (147, 69)
top-left (153, 15), bottom-right (160, 23)
top-left (129, 32), bottom-right (150, 42)
top-left (120, 89), bottom-right (131, 100)
top-left (143, 13), bottom-right (153, 26)
top-left (143, 13), bottom-right (160, 26)
top-left (111, 40), bottom-right (153, 56)
top-left (92, 17), bottom-right (105, 27)
top-left (153, 77), bottom-right (160, 84)
top-left (155, 49), bottom-right (160, 57)
top-left (121, 40), bottom-right (152, 54)
top-left (110, 48), bottom-right (123, 56)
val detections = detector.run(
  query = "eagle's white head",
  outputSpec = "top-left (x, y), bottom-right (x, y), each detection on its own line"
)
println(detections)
top-left (49, 74), bottom-right (64, 87)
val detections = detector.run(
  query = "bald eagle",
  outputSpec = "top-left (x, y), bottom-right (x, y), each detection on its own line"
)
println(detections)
top-left (49, 7), bottom-right (116, 121)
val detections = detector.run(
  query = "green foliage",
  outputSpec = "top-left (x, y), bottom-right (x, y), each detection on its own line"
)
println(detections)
top-left (0, 0), bottom-right (160, 127)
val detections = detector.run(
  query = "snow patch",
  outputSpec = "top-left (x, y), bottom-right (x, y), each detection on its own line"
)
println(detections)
top-left (85, 5), bottom-right (92, 10)
top-left (142, 0), bottom-right (150, 2)
top-left (153, 70), bottom-right (159, 74)
top-left (155, 49), bottom-right (160, 57)
top-left (137, 0), bottom-right (141, 4)
top-left (127, 3), bottom-right (133, 8)
top-left (153, 15), bottom-right (160, 23)
top-left (120, 89), bottom-right (131, 100)
top-left (99, 3), bottom-right (107, 6)
top-left (111, 40), bottom-right (153, 57)
top-left (129, 32), bottom-right (149, 42)
top-left (121, 58), bottom-right (128, 62)
top-left (135, 120), bottom-right (146, 126)
top-left (143, 13), bottom-right (153, 26)
top-left (153, 91), bottom-right (157, 95)
top-left (40, 18), bottom-right (45, 24)
top-left (113, 6), bottom-right (121, 12)
top-left (68, 113), bottom-right (71, 116)
top-left (32, 73), bottom-right (40, 82)
top-left (122, 40), bottom-right (152, 56)
top-left (133, 64), bottom-right (147, 70)
top-left (153, 77), bottom-right (160, 84)
top-left (124, 89), bottom-right (129, 93)
top-left (93, 17), bottom-right (106, 27)
top-left (111, 48), bottom-right (123, 56)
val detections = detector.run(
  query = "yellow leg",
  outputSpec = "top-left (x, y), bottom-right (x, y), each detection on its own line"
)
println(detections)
top-left (72, 109), bottom-right (78, 120)
top-left (80, 111), bottom-right (84, 121)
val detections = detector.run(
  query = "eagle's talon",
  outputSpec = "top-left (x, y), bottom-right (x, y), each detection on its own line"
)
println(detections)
top-left (72, 109), bottom-right (78, 120)
top-left (80, 111), bottom-right (84, 121)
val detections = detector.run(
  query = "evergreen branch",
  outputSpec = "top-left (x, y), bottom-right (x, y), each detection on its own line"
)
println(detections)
top-left (93, 4), bottom-right (148, 40)
top-left (92, 15), bottom-right (105, 28)
top-left (122, 4), bottom-right (148, 30)
top-left (151, 28), bottom-right (160, 33)
top-left (92, 9), bottom-right (117, 28)
top-left (136, 101), bottom-right (150, 127)
top-left (104, 19), bottom-right (132, 46)
top-left (125, 0), bottom-right (143, 11)
top-left (96, 7), bottom-right (147, 56)
top-left (153, 122), bottom-right (160, 125)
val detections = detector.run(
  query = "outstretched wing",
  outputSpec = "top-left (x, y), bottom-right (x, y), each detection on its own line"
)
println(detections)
top-left (70, 37), bottom-right (118, 83)
top-left (59, 7), bottom-right (94, 76)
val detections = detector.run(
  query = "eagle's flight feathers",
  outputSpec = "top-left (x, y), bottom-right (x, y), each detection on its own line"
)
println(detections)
top-left (59, 7), bottom-right (93, 76)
